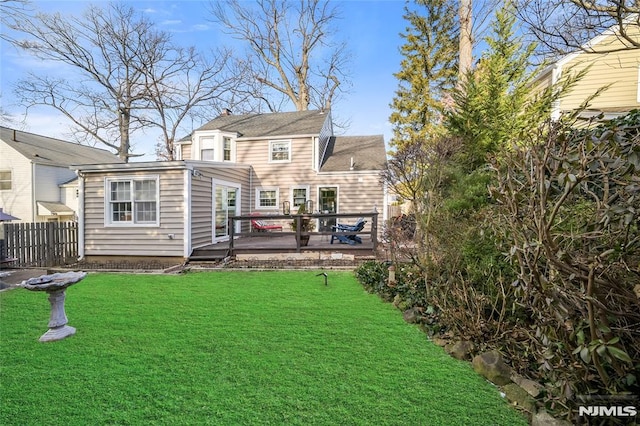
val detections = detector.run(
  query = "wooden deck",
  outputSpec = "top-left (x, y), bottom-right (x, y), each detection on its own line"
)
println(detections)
top-left (190, 212), bottom-right (379, 261)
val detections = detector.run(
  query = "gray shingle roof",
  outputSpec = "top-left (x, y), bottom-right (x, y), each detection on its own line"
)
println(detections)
top-left (1, 126), bottom-right (123, 166)
top-left (320, 135), bottom-right (387, 172)
top-left (190, 110), bottom-right (329, 139)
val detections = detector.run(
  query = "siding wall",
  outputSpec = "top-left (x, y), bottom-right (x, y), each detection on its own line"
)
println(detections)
top-left (236, 136), bottom-right (384, 228)
top-left (558, 28), bottom-right (640, 111)
top-left (189, 165), bottom-right (251, 248)
top-left (33, 164), bottom-right (78, 221)
top-left (181, 144), bottom-right (192, 161)
top-left (190, 173), bottom-right (212, 249)
top-left (0, 143), bottom-right (33, 222)
top-left (61, 184), bottom-right (79, 215)
top-left (82, 169), bottom-right (186, 257)
top-left (316, 172), bottom-right (384, 214)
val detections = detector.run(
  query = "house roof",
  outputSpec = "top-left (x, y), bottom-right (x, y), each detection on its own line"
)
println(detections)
top-left (320, 135), bottom-right (387, 172)
top-left (184, 110), bottom-right (329, 140)
top-left (0, 126), bottom-right (123, 167)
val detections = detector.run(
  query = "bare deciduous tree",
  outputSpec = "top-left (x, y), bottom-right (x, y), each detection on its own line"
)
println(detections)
top-left (139, 46), bottom-right (247, 160)
top-left (211, 0), bottom-right (351, 112)
top-left (5, 2), bottom-right (243, 161)
top-left (516, 0), bottom-right (640, 57)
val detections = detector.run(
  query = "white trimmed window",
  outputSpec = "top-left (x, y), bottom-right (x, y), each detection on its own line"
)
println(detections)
top-left (223, 137), bottom-right (232, 161)
top-left (269, 140), bottom-right (291, 162)
top-left (0, 170), bottom-right (11, 190)
top-left (106, 177), bottom-right (159, 225)
top-left (200, 137), bottom-right (215, 161)
top-left (292, 186), bottom-right (309, 208)
top-left (256, 187), bottom-right (279, 210)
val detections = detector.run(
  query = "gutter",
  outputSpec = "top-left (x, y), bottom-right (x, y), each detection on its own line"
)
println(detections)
top-left (31, 161), bottom-right (36, 222)
top-left (76, 170), bottom-right (85, 260)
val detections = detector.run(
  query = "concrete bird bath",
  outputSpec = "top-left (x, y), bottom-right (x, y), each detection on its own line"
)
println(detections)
top-left (20, 271), bottom-right (87, 342)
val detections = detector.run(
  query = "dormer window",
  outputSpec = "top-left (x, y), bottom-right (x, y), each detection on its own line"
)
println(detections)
top-left (223, 137), bottom-right (232, 161)
top-left (200, 137), bottom-right (215, 161)
top-left (269, 140), bottom-right (291, 162)
top-left (192, 133), bottom-right (235, 162)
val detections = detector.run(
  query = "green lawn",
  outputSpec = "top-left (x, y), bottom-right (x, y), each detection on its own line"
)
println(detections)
top-left (0, 271), bottom-right (526, 425)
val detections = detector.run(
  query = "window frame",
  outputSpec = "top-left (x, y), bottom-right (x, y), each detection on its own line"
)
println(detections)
top-left (269, 140), bottom-right (292, 163)
top-left (0, 170), bottom-right (11, 191)
top-left (291, 185), bottom-right (310, 209)
top-left (105, 176), bottom-right (160, 227)
top-left (255, 187), bottom-right (279, 210)
top-left (223, 137), bottom-right (232, 161)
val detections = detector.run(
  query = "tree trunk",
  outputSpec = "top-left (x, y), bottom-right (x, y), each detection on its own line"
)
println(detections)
top-left (119, 108), bottom-right (131, 162)
top-left (458, 0), bottom-right (473, 82)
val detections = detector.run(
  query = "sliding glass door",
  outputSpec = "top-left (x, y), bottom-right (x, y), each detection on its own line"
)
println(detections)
top-left (213, 182), bottom-right (239, 241)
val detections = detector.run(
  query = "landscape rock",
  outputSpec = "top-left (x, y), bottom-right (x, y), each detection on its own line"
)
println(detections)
top-left (446, 340), bottom-right (475, 360)
top-left (511, 373), bottom-right (544, 398)
top-left (402, 307), bottom-right (422, 324)
top-left (502, 383), bottom-right (536, 412)
top-left (472, 350), bottom-right (513, 386)
top-left (430, 336), bottom-right (448, 347)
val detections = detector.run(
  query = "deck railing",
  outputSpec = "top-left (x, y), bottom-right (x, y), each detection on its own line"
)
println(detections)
top-left (228, 212), bottom-right (378, 254)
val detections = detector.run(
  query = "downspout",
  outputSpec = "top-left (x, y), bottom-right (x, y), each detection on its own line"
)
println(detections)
top-left (184, 168), bottom-right (192, 259)
top-left (31, 161), bottom-right (37, 221)
top-left (76, 170), bottom-right (85, 260)
top-left (249, 166), bottom-right (253, 214)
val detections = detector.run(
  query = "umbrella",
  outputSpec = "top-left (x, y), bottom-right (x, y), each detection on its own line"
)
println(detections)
top-left (0, 208), bottom-right (20, 221)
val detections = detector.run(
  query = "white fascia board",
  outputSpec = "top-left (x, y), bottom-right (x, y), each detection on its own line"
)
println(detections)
top-left (236, 134), bottom-right (318, 141)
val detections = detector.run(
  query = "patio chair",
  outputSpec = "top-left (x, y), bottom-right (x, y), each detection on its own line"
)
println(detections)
top-left (330, 218), bottom-right (366, 245)
top-left (250, 214), bottom-right (283, 232)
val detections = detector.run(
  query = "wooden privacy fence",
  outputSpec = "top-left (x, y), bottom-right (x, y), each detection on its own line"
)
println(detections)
top-left (1, 222), bottom-right (78, 267)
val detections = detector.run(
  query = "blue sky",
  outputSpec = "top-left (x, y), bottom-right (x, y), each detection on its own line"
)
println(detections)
top-left (0, 0), bottom-right (409, 160)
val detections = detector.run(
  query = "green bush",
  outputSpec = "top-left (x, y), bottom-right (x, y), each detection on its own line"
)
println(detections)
top-left (354, 261), bottom-right (389, 296)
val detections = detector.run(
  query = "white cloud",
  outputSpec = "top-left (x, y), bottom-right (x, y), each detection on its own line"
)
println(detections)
top-left (160, 19), bottom-right (182, 26)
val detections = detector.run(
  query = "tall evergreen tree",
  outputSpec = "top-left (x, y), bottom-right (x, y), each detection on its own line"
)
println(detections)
top-left (446, 3), bottom-right (540, 170)
top-left (389, 0), bottom-right (459, 149)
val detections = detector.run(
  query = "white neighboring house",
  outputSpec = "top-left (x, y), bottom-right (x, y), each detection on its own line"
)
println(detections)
top-left (0, 126), bottom-right (123, 222)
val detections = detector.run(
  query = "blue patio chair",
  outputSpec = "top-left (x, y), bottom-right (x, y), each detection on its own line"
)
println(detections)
top-left (330, 218), bottom-right (366, 245)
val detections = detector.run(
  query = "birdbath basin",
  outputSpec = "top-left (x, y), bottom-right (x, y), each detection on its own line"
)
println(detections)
top-left (20, 271), bottom-right (87, 342)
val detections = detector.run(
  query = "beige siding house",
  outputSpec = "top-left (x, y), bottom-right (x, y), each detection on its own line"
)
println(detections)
top-left (532, 21), bottom-right (640, 121)
top-left (75, 161), bottom-right (250, 263)
top-left (75, 110), bottom-right (387, 263)
top-left (0, 127), bottom-right (122, 222)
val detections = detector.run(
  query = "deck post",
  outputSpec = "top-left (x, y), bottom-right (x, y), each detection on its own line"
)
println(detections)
top-left (372, 211), bottom-right (378, 251)
top-left (229, 216), bottom-right (235, 255)
top-left (295, 215), bottom-right (301, 253)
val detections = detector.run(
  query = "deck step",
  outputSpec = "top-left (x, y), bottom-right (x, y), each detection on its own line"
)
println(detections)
top-left (189, 248), bottom-right (230, 261)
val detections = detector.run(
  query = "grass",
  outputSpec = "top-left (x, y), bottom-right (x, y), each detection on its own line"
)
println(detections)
top-left (0, 271), bottom-right (526, 425)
